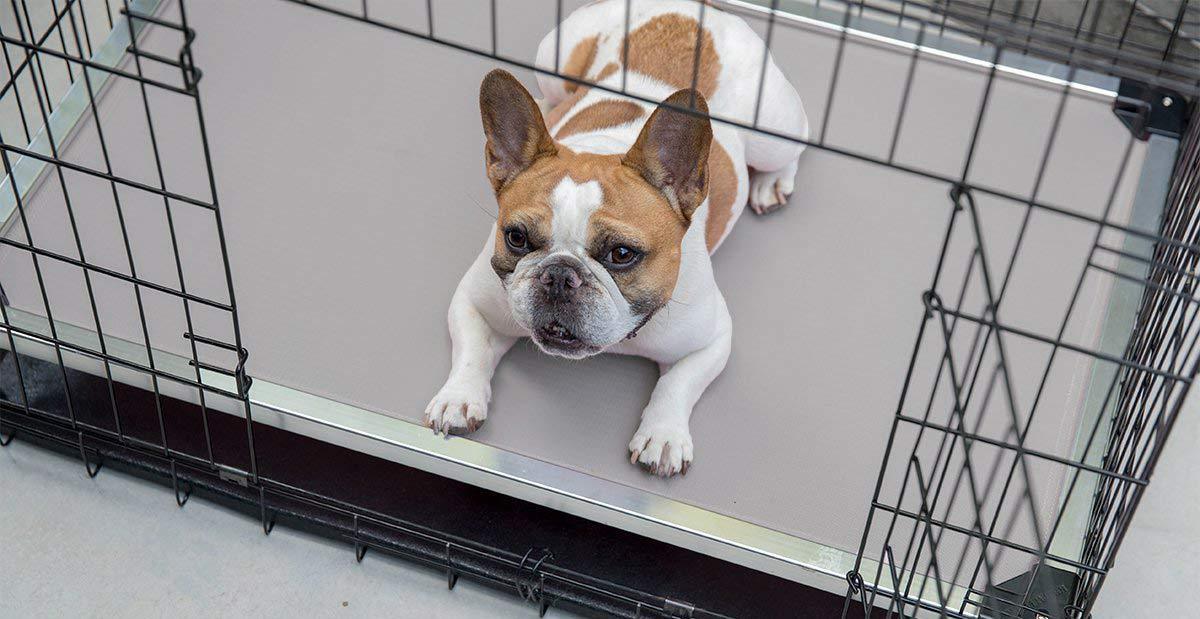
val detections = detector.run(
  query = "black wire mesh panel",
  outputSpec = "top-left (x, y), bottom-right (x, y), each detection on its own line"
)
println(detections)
top-left (0, 0), bottom-right (261, 515)
top-left (1072, 97), bottom-right (1200, 614)
top-left (916, 0), bottom-right (1190, 82)
top-left (926, 0), bottom-right (1200, 86)
top-left (842, 137), bottom-right (1199, 619)
top-left (1, 0), bottom-right (1196, 617)
top-left (843, 2), bottom-right (1200, 618)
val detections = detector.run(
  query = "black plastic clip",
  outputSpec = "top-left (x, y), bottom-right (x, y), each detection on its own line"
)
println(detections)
top-left (1112, 80), bottom-right (1187, 141)
top-left (516, 547), bottom-right (554, 617)
top-left (983, 564), bottom-right (1079, 619)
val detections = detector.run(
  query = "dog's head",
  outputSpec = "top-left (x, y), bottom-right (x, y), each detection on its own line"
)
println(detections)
top-left (479, 69), bottom-right (712, 359)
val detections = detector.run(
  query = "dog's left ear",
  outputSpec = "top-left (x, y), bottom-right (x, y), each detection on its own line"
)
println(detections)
top-left (479, 69), bottom-right (557, 193)
top-left (623, 89), bottom-right (712, 223)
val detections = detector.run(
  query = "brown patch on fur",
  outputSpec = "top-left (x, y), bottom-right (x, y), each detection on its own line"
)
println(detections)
top-left (555, 100), bottom-right (643, 140)
top-left (544, 62), bottom-right (622, 131)
top-left (624, 14), bottom-right (721, 98)
top-left (561, 35), bottom-right (598, 93)
top-left (544, 88), bottom-right (588, 130)
top-left (704, 141), bottom-right (736, 253)
top-left (595, 62), bottom-right (619, 82)
top-left (493, 149), bottom-right (687, 312)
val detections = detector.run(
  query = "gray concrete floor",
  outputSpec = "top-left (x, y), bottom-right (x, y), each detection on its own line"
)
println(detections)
top-left (0, 438), bottom-right (575, 618)
top-left (1091, 381), bottom-right (1200, 617)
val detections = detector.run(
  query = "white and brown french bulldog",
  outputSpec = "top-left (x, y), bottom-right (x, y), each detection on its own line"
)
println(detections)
top-left (425, 0), bottom-right (808, 476)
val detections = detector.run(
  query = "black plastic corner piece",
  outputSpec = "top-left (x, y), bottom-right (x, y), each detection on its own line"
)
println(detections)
top-left (983, 566), bottom-right (1080, 619)
top-left (1113, 79), bottom-right (1189, 141)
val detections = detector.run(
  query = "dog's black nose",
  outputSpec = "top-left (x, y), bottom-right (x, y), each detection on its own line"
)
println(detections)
top-left (539, 263), bottom-right (583, 299)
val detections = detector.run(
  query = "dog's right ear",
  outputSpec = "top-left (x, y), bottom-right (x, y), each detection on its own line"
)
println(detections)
top-left (622, 89), bottom-right (712, 224)
top-left (479, 69), bottom-right (557, 194)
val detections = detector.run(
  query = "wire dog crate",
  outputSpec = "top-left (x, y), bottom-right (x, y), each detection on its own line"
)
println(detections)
top-left (1, 0), bottom-right (1197, 617)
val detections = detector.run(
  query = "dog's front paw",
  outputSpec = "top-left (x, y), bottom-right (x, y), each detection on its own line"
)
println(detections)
top-left (748, 162), bottom-right (798, 215)
top-left (424, 380), bottom-right (489, 436)
top-left (629, 421), bottom-right (693, 477)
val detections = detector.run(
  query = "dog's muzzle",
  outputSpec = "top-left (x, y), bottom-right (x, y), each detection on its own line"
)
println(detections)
top-left (528, 255), bottom-right (597, 354)
top-left (538, 260), bottom-right (583, 302)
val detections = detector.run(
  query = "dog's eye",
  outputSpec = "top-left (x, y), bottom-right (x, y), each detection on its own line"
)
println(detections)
top-left (607, 245), bottom-right (639, 266)
top-left (505, 228), bottom-right (528, 252)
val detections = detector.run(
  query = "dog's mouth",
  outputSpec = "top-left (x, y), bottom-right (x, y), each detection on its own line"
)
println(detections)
top-left (532, 319), bottom-right (602, 359)
top-left (538, 320), bottom-right (581, 348)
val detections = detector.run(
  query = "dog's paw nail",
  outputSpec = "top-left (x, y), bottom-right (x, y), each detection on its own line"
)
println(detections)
top-left (424, 382), bottom-right (489, 436)
top-left (628, 423), bottom-right (693, 478)
top-left (749, 164), bottom-right (797, 215)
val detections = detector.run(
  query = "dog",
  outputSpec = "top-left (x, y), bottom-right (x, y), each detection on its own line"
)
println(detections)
top-left (425, 0), bottom-right (808, 477)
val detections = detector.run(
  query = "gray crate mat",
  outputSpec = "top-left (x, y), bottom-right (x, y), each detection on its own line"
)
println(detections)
top-left (0, 0), bottom-right (1150, 563)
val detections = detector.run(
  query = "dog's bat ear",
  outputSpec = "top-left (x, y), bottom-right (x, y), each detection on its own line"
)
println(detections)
top-left (622, 89), bottom-right (712, 223)
top-left (479, 69), bottom-right (557, 193)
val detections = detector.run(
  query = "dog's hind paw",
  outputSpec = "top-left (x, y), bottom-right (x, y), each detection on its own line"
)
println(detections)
top-left (629, 421), bottom-right (693, 477)
top-left (748, 161), bottom-right (798, 215)
top-left (424, 380), bottom-right (489, 436)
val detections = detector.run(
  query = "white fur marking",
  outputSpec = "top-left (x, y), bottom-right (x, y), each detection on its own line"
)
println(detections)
top-left (548, 176), bottom-right (635, 320)
top-left (550, 177), bottom-right (603, 252)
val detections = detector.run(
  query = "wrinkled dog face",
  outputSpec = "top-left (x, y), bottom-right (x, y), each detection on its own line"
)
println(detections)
top-left (492, 158), bottom-right (678, 358)
top-left (479, 70), bottom-right (712, 358)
